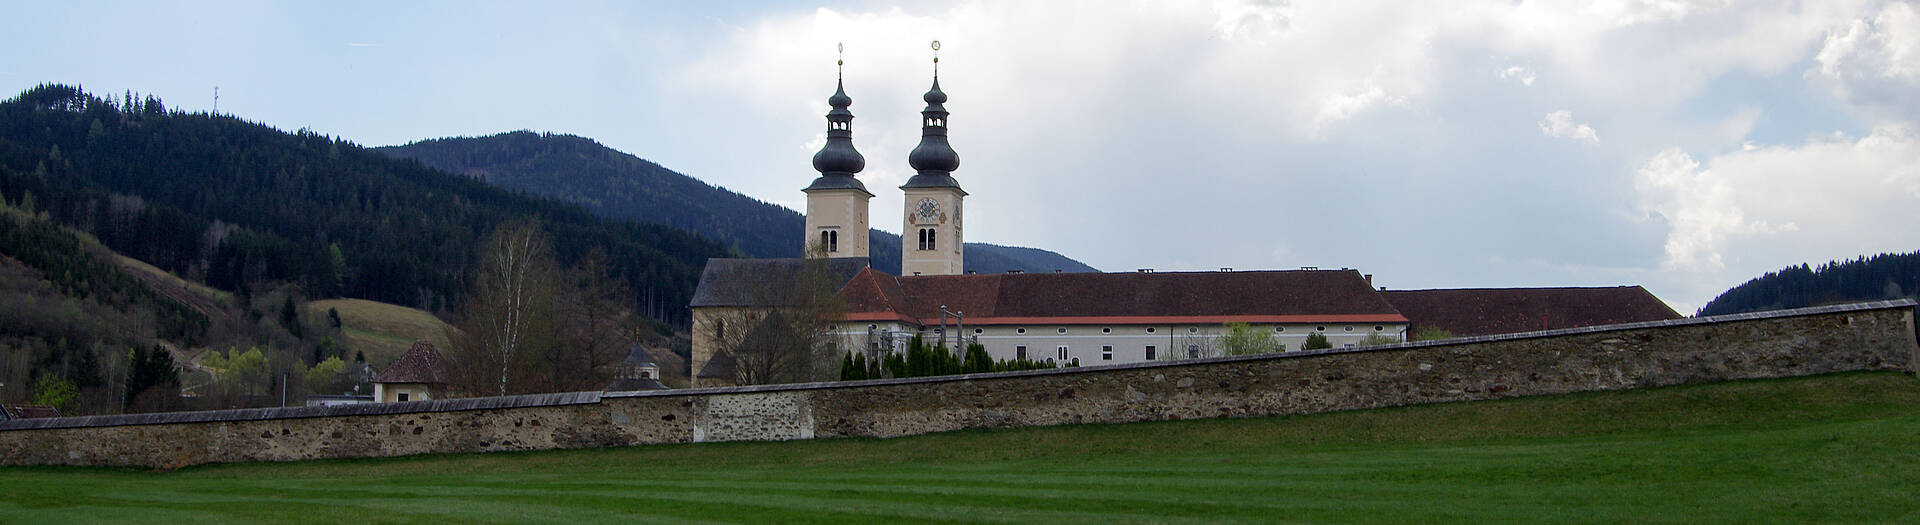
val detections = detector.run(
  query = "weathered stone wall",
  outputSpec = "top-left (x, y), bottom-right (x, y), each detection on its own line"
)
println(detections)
top-left (3, 300), bottom-right (1913, 469)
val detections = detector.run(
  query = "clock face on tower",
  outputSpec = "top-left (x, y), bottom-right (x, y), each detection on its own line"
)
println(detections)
top-left (914, 198), bottom-right (941, 223)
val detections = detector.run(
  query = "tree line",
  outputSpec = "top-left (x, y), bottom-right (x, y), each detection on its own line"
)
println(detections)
top-left (1697, 251), bottom-right (1920, 316)
top-left (0, 84), bottom-right (729, 325)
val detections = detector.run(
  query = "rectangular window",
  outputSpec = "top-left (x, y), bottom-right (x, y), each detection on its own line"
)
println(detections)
top-left (397, 392), bottom-right (409, 402)
top-left (1101, 345), bottom-right (1113, 361)
top-left (1058, 345), bottom-right (1068, 360)
top-left (1145, 345), bottom-right (1156, 360)
top-left (1343, 343), bottom-right (1355, 349)
top-left (1277, 343), bottom-right (1287, 352)
top-left (1016, 345), bottom-right (1027, 360)
top-left (1187, 345), bottom-right (1200, 358)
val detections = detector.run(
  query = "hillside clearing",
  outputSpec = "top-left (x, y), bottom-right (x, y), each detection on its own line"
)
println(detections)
top-left (2, 371), bottom-right (1918, 523)
top-left (307, 298), bottom-right (454, 367)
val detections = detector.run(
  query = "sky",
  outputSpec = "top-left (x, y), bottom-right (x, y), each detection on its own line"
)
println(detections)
top-left (5, 0), bottom-right (1919, 314)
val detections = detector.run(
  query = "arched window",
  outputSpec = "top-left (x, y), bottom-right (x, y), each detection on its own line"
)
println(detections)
top-left (715, 319), bottom-right (726, 340)
top-left (917, 228), bottom-right (937, 251)
top-left (820, 230), bottom-right (838, 253)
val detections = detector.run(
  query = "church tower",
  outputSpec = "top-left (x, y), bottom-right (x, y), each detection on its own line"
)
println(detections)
top-left (803, 44), bottom-right (872, 259)
top-left (901, 41), bottom-right (965, 276)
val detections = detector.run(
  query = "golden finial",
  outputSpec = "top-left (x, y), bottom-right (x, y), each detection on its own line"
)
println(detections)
top-left (837, 42), bottom-right (845, 78)
top-left (931, 40), bottom-right (941, 76)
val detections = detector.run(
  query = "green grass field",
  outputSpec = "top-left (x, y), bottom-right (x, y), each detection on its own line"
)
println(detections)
top-left (4, 371), bottom-right (1920, 523)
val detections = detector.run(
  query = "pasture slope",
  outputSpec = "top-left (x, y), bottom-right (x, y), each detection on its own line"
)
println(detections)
top-left (1, 371), bottom-right (1917, 523)
top-left (306, 298), bottom-right (454, 367)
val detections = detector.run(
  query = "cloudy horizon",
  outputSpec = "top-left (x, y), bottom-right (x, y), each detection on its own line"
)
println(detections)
top-left (6, 0), bottom-right (1918, 314)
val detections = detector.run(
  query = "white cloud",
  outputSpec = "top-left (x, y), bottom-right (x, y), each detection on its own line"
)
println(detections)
top-left (1498, 65), bottom-right (1535, 86)
top-left (1538, 110), bottom-right (1600, 144)
top-left (1812, 1), bottom-right (1920, 113)
top-left (1211, 0), bottom-right (1291, 40)
top-left (1634, 149), bottom-right (1773, 271)
top-left (1635, 124), bottom-right (1920, 273)
top-left (1311, 80), bottom-right (1407, 137)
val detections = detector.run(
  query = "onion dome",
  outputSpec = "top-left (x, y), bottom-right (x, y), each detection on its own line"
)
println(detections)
top-left (805, 78), bottom-right (870, 194)
top-left (902, 77), bottom-right (963, 190)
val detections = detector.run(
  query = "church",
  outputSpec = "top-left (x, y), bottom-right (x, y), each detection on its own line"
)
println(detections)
top-left (686, 49), bottom-right (1679, 388)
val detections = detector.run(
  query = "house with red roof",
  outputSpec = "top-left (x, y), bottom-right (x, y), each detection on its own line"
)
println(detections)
top-left (372, 341), bottom-right (446, 402)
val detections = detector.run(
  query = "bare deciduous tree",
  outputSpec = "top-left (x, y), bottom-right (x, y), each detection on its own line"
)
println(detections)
top-left (711, 244), bottom-right (848, 386)
top-left (1175, 326), bottom-right (1219, 360)
top-left (550, 250), bottom-right (632, 391)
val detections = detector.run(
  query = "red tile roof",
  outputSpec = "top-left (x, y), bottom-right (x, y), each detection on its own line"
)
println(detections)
top-left (840, 269), bottom-right (1407, 325)
top-left (1, 405), bottom-right (59, 419)
top-left (1382, 286), bottom-right (1682, 337)
top-left (373, 341), bottom-right (447, 384)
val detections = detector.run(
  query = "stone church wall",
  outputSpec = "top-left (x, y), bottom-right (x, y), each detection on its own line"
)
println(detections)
top-left (2, 300), bottom-right (1913, 469)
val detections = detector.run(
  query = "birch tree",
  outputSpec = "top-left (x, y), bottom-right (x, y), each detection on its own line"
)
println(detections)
top-left (448, 220), bottom-right (558, 396)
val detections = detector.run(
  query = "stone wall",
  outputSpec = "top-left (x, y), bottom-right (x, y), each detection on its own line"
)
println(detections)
top-left (3, 300), bottom-right (1913, 469)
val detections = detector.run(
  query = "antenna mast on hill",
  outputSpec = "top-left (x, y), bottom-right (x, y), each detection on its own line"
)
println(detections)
top-left (212, 86), bottom-right (219, 115)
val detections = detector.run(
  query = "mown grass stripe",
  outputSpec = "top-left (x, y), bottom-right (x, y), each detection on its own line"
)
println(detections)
top-left (6, 372), bottom-right (1920, 523)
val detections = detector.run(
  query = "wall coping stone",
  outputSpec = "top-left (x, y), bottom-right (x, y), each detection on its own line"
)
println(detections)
top-left (6, 300), bottom-right (1909, 431)
top-left (0, 391), bottom-right (601, 431)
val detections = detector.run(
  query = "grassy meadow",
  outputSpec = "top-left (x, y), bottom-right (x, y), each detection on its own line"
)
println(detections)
top-left (3, 371), bottom-right (1919, 523)
top-left (306, 298), bottom-right (454, 366)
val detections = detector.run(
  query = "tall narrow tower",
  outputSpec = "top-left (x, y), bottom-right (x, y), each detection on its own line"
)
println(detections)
top-left (803, 44), bottom-right (873, 259)
top-left (901, 41), bottom-right (965, 276)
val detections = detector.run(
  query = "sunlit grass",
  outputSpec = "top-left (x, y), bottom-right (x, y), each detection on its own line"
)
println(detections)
top-left (307, 298), bottom-right (453, 366)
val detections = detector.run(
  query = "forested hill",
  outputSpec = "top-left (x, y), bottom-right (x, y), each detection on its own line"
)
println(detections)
top-left (0, 85), bottom-right (727, 323)
top-left (1696, 251), bottom-right (1920, 316)
top-left (377, 131), bottom-right (1099, 275)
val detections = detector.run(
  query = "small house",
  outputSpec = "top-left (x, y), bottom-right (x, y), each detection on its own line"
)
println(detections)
top-left (372, 341), bottom-right (446, 402)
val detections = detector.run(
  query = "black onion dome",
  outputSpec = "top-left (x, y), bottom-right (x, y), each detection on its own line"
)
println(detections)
top-left (828, 79), bottom-right (853, 107)
top-left (806, 78), bottom-right (869, 193)
top-left (923, 78), bottom-right (948, 105)
top-left (903, 77), bottom-right (962, 189)
top-left (811, 130), bottom-right (866, 176)
top-left (907, 137), bottom-right (959, 173)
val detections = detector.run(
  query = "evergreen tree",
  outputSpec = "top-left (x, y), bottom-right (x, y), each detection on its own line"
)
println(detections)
top-left (1303, 333), bottom-right (1332, 350)
top-left (124, 345), bottom-right (181, 412)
